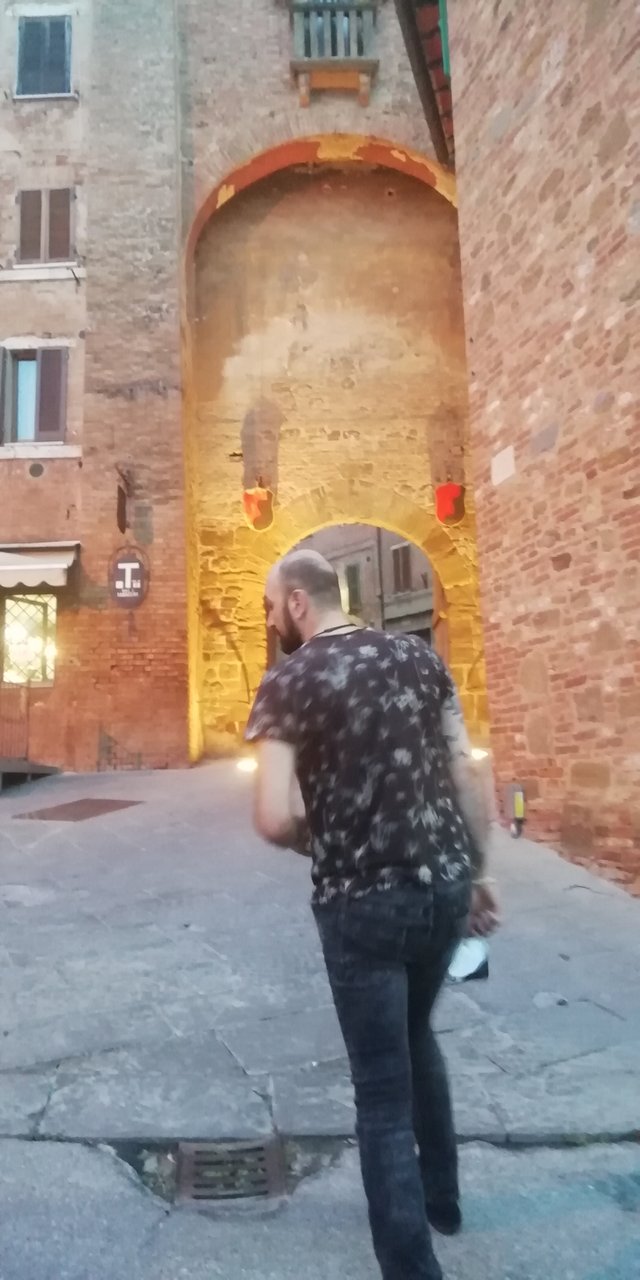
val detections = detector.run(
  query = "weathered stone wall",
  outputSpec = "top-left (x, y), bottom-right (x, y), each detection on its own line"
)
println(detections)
top-left (178, 0), bottom-right (437, 236)
top-left (449, 0), bottom-right (640, 868)
top-left (190, 166), bottom-right (486, 753)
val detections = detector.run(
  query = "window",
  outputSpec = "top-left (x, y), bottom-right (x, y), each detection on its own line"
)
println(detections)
top-left (19, 189), bottom-right (73, 262)
top-left (392, 544), bottom-right (412, 594)
top-left (345, 563), bottom-right (362, 614)
top-left (290, 2), bottom-right (379, 106)
top-left (0, 348), bottom-right (68, 444)
top-left (1, 594), bottom-right (57, 684)
top-left (17, 16), bottom-right (71, 97)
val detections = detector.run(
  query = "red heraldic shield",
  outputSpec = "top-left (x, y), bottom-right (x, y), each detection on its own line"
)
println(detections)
top-left (435, 482), bottom-right (465, 526)
top-left (243, 487), bottom-right (274, 531)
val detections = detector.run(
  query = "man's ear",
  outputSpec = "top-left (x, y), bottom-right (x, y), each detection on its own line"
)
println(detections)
top-left (288, 589), bottom-right (306, 622)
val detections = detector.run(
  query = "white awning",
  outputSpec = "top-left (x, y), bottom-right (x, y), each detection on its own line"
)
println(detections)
top-left (0, 543), bottom-right (78, 590)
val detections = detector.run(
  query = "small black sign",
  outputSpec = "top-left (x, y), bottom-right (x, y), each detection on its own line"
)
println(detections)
top-left (109, 547), bottom-right (149, 608)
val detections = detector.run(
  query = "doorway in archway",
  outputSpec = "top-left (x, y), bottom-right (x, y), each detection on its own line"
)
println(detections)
top-left (267, 523), bottom-right (447, 667)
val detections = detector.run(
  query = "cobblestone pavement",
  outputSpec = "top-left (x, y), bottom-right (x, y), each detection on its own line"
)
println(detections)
top-left (1, 762), bottom-right (639, 1147)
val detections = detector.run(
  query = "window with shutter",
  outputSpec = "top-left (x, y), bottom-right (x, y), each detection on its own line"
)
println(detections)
top-left (0, 348), bottom-right (68, 444)
top-left (18, 190), bottom-right (73, 262)
top-left (392, 545), bottom-right (412, 594)
top-left (17, 16), bottom-right (71, 96)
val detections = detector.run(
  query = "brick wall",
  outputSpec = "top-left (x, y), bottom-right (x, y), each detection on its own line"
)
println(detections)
top-left (74, 0), bottom-right (188, 771)
top-left (449, 0), bottom-right (640, 872)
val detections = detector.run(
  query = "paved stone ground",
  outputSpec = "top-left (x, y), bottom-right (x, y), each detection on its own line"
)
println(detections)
top-left (0, 1138), bottom-right (638, 1280)
top-left (0, 762), bottom-right (639, 1147)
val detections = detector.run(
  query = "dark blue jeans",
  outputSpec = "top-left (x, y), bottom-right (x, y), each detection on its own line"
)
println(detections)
top-left (313, 879), bottom-right (470, 1280)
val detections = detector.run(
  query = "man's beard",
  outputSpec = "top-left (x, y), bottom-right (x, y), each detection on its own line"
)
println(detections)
top-left (278, 601), bottom-right (303, 655)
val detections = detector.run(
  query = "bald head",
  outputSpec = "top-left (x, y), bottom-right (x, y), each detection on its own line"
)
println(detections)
top-left (264, 550), bottom-right (346, 653)
top-left (272, 550), bottom-right (342, 609)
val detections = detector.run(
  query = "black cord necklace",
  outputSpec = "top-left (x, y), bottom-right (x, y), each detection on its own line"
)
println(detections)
top-left (310, 623), bottom-right (361, 640)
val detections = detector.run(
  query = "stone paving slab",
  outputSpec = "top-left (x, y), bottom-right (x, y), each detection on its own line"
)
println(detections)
top-left (218, 1003), bottom-right (346, 1076)
top-left (1, 1002), bottom-right (179, 1074)
top-left (271, 1061), bottom-right (356, 1136)
top-left (0, 1071), bottom-right (55, 1138)
top-left (1, 762), bottom-right (639, 1146)
top-left (40, 1036), bottom-right (272, 1142)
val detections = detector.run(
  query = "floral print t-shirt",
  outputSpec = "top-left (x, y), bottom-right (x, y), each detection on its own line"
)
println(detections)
top-left (245, 629), bottom-right (473, 904)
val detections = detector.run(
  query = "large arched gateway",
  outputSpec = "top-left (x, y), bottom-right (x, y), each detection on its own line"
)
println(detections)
top-left (183, 140), bottom-right (487, 758)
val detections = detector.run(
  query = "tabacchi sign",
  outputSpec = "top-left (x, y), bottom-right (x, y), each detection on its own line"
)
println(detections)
top-left (109, 548), bottom-right (149, 608)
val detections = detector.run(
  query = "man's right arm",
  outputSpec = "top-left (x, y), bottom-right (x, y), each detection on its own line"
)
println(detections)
top-left (440, 675), bottom-right (500, 936)
top-left (440, 685), bottom-right (490, 877)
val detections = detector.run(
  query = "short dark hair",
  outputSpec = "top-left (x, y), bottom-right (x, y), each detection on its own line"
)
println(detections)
top-left (278, 550), bottom-right (342, 608)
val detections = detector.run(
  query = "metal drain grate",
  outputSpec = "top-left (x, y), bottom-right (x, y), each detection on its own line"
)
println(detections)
top-left (177, 1139), bottom-right (287, 1203)
top-left (14, 798), bottom-right (142, 822)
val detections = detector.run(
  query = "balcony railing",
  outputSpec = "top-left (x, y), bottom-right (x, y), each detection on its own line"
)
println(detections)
top-left (290, 1), bottom-right (379, 105)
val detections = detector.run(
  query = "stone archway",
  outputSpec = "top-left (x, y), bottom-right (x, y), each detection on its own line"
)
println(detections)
top-left (185, 134), bottom-right (457, 269)
top-left (184, 146), bottom-right (486, 760)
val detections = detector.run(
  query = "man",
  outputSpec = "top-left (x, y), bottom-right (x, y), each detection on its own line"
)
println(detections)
top-left (246, 550), bottom-right (498, 1280)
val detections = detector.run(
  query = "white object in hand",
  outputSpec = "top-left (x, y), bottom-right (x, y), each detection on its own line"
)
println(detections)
top-left (448, 938), bottom-right (489, 982)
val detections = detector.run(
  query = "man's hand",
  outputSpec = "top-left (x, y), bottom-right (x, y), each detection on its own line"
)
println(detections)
top-left (467, 881), bottom-right (500, 938)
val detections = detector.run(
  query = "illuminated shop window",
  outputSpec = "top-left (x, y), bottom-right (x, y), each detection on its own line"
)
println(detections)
top-left (2, 594), bottom-right (57, 684)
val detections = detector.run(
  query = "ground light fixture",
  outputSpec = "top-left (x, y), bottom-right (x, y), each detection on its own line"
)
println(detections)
top-left (236, 756), bottom-right (258, 774)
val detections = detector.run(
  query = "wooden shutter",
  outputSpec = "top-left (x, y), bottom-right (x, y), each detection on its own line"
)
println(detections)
top-left (346, 563), bottom-right (362, 612)
top-left (402, 545), bottom-right (411, 591)
top-left (36, 349), bottom-right (67, 440)
top-left (45, 17), bottom-right (71, 94)
top-left (393, 548), bottom-right (402, 593)
top-left (0, 349), bottom-right (7, 446)
top-left (18, 18), bottom-right (46, 95)
top-left (393, 545), bottom-right (411, 593)
top-left (48, 189), bottom-right (71, 260)
top-left (19, 191), bottom-right (43, 261)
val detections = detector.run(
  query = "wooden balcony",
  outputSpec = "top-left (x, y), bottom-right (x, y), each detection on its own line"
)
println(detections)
top-left (290, 2), bottom-right (379, 106)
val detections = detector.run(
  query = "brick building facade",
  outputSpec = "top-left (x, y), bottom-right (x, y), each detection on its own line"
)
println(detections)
top-left (448, 0), bottom-right (639, 871)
